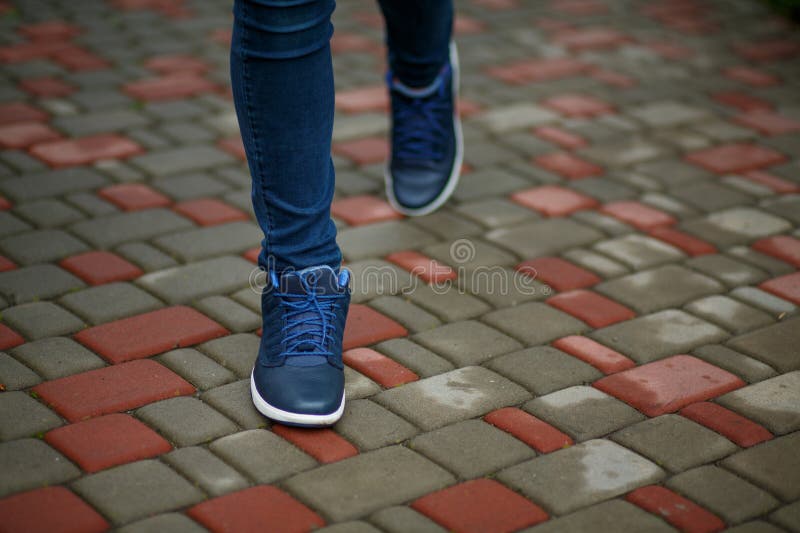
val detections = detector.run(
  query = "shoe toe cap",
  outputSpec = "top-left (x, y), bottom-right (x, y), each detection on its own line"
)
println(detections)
top-left (253, 362), bottom-right (344, 416)
top-left (391, 166), bottom-right (449, 209)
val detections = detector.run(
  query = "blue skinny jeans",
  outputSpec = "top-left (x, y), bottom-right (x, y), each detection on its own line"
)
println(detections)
top-left (231, 0), bottom-right (453, 273)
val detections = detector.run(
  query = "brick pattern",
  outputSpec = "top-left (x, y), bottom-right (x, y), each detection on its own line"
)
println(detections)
top-left (626, 485), bottom-right (725, 533)
top-left (271, 425), bottom-right (359, 464)
top-left (484, 407), bottom-right (573, 453)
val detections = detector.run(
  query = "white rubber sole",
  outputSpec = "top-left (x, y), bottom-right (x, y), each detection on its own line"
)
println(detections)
top-left (385, 41), bottom-right (464, 217)
top-left (250, 372), bottom-right (345, 427)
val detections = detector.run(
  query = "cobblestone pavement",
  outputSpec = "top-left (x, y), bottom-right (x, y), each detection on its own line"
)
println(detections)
top-left (1, 0), bottom-right (799, 531)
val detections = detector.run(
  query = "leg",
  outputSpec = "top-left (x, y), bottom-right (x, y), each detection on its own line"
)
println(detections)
top-left (230, 0), bottom-right (339, 273)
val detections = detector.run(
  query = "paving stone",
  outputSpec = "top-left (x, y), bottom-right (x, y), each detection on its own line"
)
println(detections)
top-left (0, 212), bottom-right (32, 238)
top-left (487, 219), bottom-right (604, 259)
top-left (0, 229), bottom-right (88, 266)
top-left (153, 221), bottom-right (261, 262)
top-left (373, 338), bottom-right (455, 378)
top-left (523, 499), bottom-right (675, 532)
top-left (406, 283), bottom-right (491, 322)
top-left (53, 109), bottom-right (150, 136)
top-left (562, 248), bottom-right (630, 278)
top-left (116, 241), bottom-right (179, 271)
top-left (316, 521), bottom-right (381, 533)
top-left (0, 167), bottom-right (107, 202)
top-left (209, 429), bottom-right (317, 483)
top-left (0, 485), bottom-right (111, 533)
top-left (155, 348), bottom-right (236, 391)
top-left (339, 220), bottom-right (438, 261)
top-left (374, 366), bottom-right (531, 431)
top-left (579, 137), bottom-right (669, 167)
top-left (197, 333), bottom-right (258, 379)
top-left (424, 239), bottom-right (517, 274)
top-left (451, 167), bottom-right (530, 202)
top-left (716, 371), bottom-right (800, 434)
top-left (200, 379), bottom-right (267, 430)
top-left (334, 399), bottom-right (419, 451)
top-left (344, 366), bottom-right (382, 400)
top-left (685, 254), bottom-right (769, 288)
top-left (721, 431), bottom-right (800, 502)
top-left (524, 386), bottom-right (645, 442)
top-left (498, 439), bottom-right (665, 516)
top-left (0, 390), bottom-right (62, 441)
top-left (487, 346), bottom-right (602, 396)
top-left (770, 500), bottom-right (800, 532)
top-left (691, 344), bottom-right (778, 384)
top-left (59, 282), bottom-right (163, 325)
top-left (595, 264), bottom-right (724, 314)
top-left (630, 100), bottom-right (711, 128)
top-left (72, 459), bottom-right (204, 525)
top-left (409, 419), bottom-right (535, 479)
top-left (152, 172), bottom-right (229, 201)
top-left (368, 296), bottom-right (442, 333)
top-left (117, 513), bottom-right (207, 533)
top-left (0, 438), bottom-right (80, 498)
top-left (70, 208), bottom-right (193, 248)
top-left (475, 103), bottom-right (557, 133)
top-left (730, 286), bottom-right (798, 317)
top-left (685, 295), bottom-right (773, 334)
top-left (138, 255), bottom-right (255, 304)
top-left (370, 506), bottom-right (448, 533)
top-left (670, 181), bottom-right (754, 213)
top-left (726, 317), bottom-right (800, 372)
top-left (666, 465), bottom-right (779, 525)
top-left (412, 320), bottom-right (522, 366)
top-left (65, 192), bottom-right (118, 217)
top-left (284, 445), bottom-right (455, 522)
top-left (455, 198), bottom-right (536, 228)
top-left (13, 198), bottom-right (84, 228)
top-left (130, 144), bottom-right (235, 176)
top-left (345, 259), bottom-right (415, 304)
top-left (593, 233), bottom-right (685, 270)
top-left (10, 337), bottom-right (104, 380)
top-left (0, 351), bottom-right (41, 390)
top-left (482, 302), bottom-right (589, 345)
top-left (461, 265), bottom-right (549, 308)
top-left (682, 207), bottom-right (792, 247)
top-left (136, 396), bottom-right (238, 447)
top-left (163, 445), bottom-right (249, 497)
top-left (2, 301), bottom-right (84, 340)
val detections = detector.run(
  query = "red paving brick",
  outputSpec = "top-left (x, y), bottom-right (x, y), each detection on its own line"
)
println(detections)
top-left (542, 94), bottom-right (614, 118)
top-left (534, 152), bottom-right (603, 180)
top-left (218, 136), bottom-right (246, 160)
top-left (741, 170), bottom-right (799, 193)
top-left (735, 110), bottom-right (800, 136)
top-left (271, 425), bottom-right (358, 464)
top-left (600, 201), bottom-right (676, 230)
top-left (0, 102), bottom-right (48, 125)
top-left (74, 306), bottom-right (228, 364)
top-left (243, 246), bottom-right (260, 264)
top-left (552, 335), bottom-right (636, 374)
top-left (51, 45), bottom-right (110, 71)
top-left (30, 134), bottom-right (144, 168)
top-left (547, 289), bottom-right (635, 328)
top-left (515, 256), bottom-right (601, 292)
top-left (330, 195), bottom-right (402, 226)
top-left (594, 355), bottom-right (745, 417)
top-left (343, 347), bottom-right (419, 388)
top-left (386, 250), bottom-right (458, 284)
top-left (18, 20), bottom-right (82, 39)
top-left (553, 27), bottom-right (630, 50)
top-left (648, 227), bottom-right (717, 256)
top-left (454, 14), bottom-right (487, 35)
top-left (679, 402), bottom-right (773, 448)
top-left (723, 66), bottom-right (780, 87)
top-left (0, 40), bottom-right (63, 63)
top-left (174, 198), bottom-right (249, 226)
top-left (532, 126), bottom-right (588, 149)
top-left (19, 76), bottom-right (76, 97)
top-left (330, 32), bottom-right (377, 54)
top-left (553, 0), bottom-right (609, 15)
top-left (588, 68), bottom-right (637, 88)
top-left (0, 486), bottom-right (109, 533)
top-left (0, 121), bottom-right (61, 149)
top-left (332, 136), bottom-right (389, 165)
top-left (45, 413), bottom-right (172, 472)
top-left (98, 183), bottom-right (172, 211)
top-left (644, 41), bottom-right (694, 59)
top-left (188, 486), bottom-right (325, 533)
top-left (484, 407), bottom-right (573, 453)
top-left (759, 271), bottom-right (800, 305)
top-left (123, 73), bottom-right (218, 101)
top-left (33, 359), bottom-right (195, 422)
top-left (0, 323), bottom-right (25, 350)
top-left (60, 251), bottom-right (143, 285)
top-left (342, 304), bottom-right (408, 351)
top-left (510, 185), bottom-right (598, 216)
top-left (626, 485), bottom-right (725, 533)
top-left (734, 39), bottom-right (800, 62)
top-left (486, 57), bottom-right (589, 84)
top-left (0, 255), bottom-right (16, 272)
top-left (0, 196), bottom-right (10, 210)
top-left (145, 54), bottom-right (209, 74)
top-left (335, 85), bottom-right (388, 113)
top-left (685, 142), bottom-right (787, 174)
top-left (412, 479), bottom-right (549, 533)
top-left (752, 235), bottom-right (800, 267)
top-left (711, 91), bottom-right (773, 112)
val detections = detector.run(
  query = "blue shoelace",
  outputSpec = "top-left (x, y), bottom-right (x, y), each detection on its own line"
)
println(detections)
top-left (390, 70), bottom-right (451, 161)
top-left (275, 276), bottom-right (344, 358)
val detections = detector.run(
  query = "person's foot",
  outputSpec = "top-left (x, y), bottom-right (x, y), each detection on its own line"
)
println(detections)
top-left (250, 265), bottom-right (350, 427)
top-left (385, 42), bottom-right (463, 216)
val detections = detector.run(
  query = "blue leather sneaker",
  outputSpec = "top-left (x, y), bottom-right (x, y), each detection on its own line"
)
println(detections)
top-left (385, 42), bottom-right (463, 216)
top-left (250, 265), bottom-right (350, 427)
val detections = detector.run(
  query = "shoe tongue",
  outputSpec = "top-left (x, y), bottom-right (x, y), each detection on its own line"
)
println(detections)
top-left (390, 70), bottom-right (446, 99)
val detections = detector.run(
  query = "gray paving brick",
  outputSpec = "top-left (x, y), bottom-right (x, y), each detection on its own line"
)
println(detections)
top-left (762, 195), bottom-right (800, 225)
top-left (152, 173), bottom-right (230, 201)
top-left (730, 287), bottom-right (798, 317)
top-left (716, 371), bottom-right (800, 435)
top-left (691, 344), bottom-right (777, 384)
top-left (0, 212), bottom-right (32, 239)
top-left (722, 432), bottom-right (800, 502)
top-left (487, 219), bottom-right (603, 259)
top-left (525, 386), bottom-right (645, 442)
top-left (345, 259), bottom-right (414, 304)
top-left (726, 317), bottom-right (800, 372)
top-left (670, 181), bottom-right (754, 213)
top-left (201, 379), bottom-right (267, 430)
top-left (580, 136), bottom-right (670, 167)
top-left (163, 446), bottom-right (249, 497)
top-left (59, 282), bottom-right (163, 325)
top-left (593, 234), bottom-right (684, 270)
top-left (596, 265), bottom-right (724, 314)
top-left (665, 465), bottom-right (779, 525)
top-left (0, 438), bottom-right (80, 498)
top-left (373, 338), bottom-right (455, 378)
top-left (451, 167), bottom-right (530, 202)
top-left (455, 198), bottom-right (536, 228)
top-left (770, 500), bottom-right (800, 532)
top-left (71, 208), bottom-right (193, 248)
top-left (138, 255), bottom-right (255, 304)
top-left (9, 337), bottom-right (104, 381)
top-left (591, 309), bottom-right (728, 364)
top-left (488, 346), bottom-right (602, 396)
top-left (522, 499), bottom-right (675, 533)
top-left (116, 242), bottom-right (179, 272)
top-left (13, 199), bottom-right (85, 229)
top-left (685, 254), bottom-right (769, 289)
top-left (722, 522), bottom-right (784, 533)
top-left (0, 391), bottom-right (62, 441)
top-left (53, 109), bottom-right (150, 136)
top-left (136, 397), bottom-right (238, 447)
top-left (0, 229), bottom-right (89, 266)
top-left (498, 439), bottom-right (665, 516)
top-left (153, 222), bottom-right (261, 262)
top-left (2, 302), bottom-right (84, 340)
top-left (317, 521), bottom-right (382, 533)
top-left (72, 459), bottom-right (204, 525)
top-left (412, 320), bottom-right (522, 367)
top-left (209, 429), bottom-right (317, 484)
top-left (572, 210), bottom-right (634, 237)
top-left (344, 366), bottom-right (381, 400)
top-left (630, 100), bottom-right (711, 128)
top-left (685, 295), bottom-right (774, 334)
top-left (130, 144), bottom-right (236, 176)
top-left (680, 208), bottom-right (792, 248)
top-left (475, 103), bottom-right (557, 133)
top-left (193, 295), bottom-right (260, 333)
top-left (409, 211), bottom-right (483, 241)
top-left (368, 296), bottom-right (442, 333)
top-left (483, 302), bottom-right (589, 346)
top-left (409, 419), bottom-right (535, 479)
top-left (117, 513), bottom-right (207, 533)
top-left (562, 248), bottom-right (630, 278)
top-left (334, 398), bottom-right (418, 451)
top-left (0, 167), bottom-right (107, 202)
top-left (284, 445), bottom-right (455, 522)
top-left (0, 352), bottom-right (41, 390)
top-left (197, 333), bottom-right (258, 379)
top-left (339, 221), bottom-right (438, 261)
top-left (155, 348), bottom-right (236, 391)
top-left (406, 283), bottom-right (491, 322)
top-left (374, 366), bottom-right (529, 431)
top-left (370, 506), bottom-right (447, 533)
